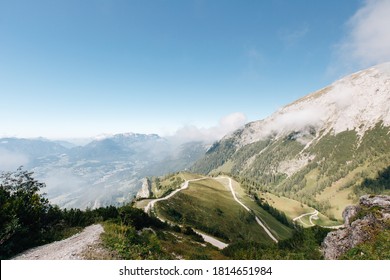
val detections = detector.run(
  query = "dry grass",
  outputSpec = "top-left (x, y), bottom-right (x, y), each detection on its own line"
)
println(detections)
top-left (81, 240), bottom-right (121, 260)
top-left (260, 192), bottom-right (314, 220)
top-left (134, 199), bottom-right (152, 210)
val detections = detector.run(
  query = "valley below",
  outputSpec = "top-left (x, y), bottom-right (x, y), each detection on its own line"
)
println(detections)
top-left (0, 134), bottom-right (207, 209)
top-left (2, 63), bottom-right (390, 260)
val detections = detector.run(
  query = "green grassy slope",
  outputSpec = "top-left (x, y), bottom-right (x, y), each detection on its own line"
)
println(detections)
top-left (101, 221), bottom-right (227, 260)
top-left (214, 177), bottom-right (292, 240)
top-left (191, 124), bottom-right (390, 222)
top-left (155, 177), bottom-right (292, 244)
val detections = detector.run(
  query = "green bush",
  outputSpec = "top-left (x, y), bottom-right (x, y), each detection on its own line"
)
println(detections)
top-left (0, 168), bottom-right (54, 258)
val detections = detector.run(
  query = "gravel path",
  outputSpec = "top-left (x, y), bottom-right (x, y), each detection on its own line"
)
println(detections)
top-left (217, 177), bottom-right (279, 243)
top-left (196, 231), bottom-right (228, 249)
top-left (293, 210), bottom-right (319, 226)
top-left (12, 224), bottom-right (104, 260)
top-left (144, 178), bottom-right (229, 249)
top-left (144, 177), bottom-right (206, 213)
top-left (293, 210), bottom-right (345, 229)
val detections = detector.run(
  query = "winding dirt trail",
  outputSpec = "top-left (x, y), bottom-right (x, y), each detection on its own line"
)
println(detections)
top-left (144, 178), bottom-right (206, 214)
top-left (293, 210), bottom-right (345, 229)
top-left (144, 178), bottom-right (229, 250)
top-left (293, 210), bottom-right (319, 226)
top-left (12, 224), bottom-right (104, 260)
top-left (195, 231), bottom-right (228, 249)
top-left (217, 177), bottom-right (279, 243)
top-left (145, 175), bottom-right (280, 247)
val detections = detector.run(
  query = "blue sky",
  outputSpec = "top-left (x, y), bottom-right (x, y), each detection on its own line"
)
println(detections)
top-left (1, 0), bottom-right (389, 140)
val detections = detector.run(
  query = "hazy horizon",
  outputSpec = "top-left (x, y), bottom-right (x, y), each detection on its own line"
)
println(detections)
top-left (1, 1), bottom-right (390, 139)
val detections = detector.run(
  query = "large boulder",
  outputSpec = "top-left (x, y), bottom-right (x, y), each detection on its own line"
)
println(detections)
top-left (322, 195), bottom-right (390, 260)
top-left (135, 178), bottom-right (152, 199)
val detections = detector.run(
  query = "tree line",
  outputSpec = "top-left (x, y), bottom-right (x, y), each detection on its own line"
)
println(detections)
top-left (0, 168), bottom-right (168, 259)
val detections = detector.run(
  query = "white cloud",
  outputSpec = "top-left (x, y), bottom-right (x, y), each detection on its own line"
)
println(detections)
top-left (219, 112), bottom-right (247, 132)
top-left (279, 25), bottom-right (309, 47)
top-left (264, 106), bottom-right (326, 136)
top-left (0, 148), bottom-right (29, 171)
top-left (333, 0), bottom-right (390, 73)
top-left (170, 112), bottom-right (247, 143)
top-left (41, 168), bottom-right (86, 197)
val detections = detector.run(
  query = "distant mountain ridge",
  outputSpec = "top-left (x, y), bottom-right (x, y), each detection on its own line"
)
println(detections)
top-left (0, 133), bottom-right (208, 209)
top-left (225, 62), bottom-right (390, 147)
top-left (0, 137), bottom-right (69, 158)
top-left (192, 63), bottom-right (390, 220)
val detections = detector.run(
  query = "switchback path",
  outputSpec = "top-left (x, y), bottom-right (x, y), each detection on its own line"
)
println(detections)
top-left (293, 210), bottom-right (319, 226)
top-left (144, 178), bottom-right (229, 250)
top-left (293, 210), bottom-right (345, 229)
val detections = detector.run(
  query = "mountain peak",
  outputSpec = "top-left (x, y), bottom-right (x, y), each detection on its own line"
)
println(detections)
top-left (191, 63), bottom-right (390, 223)
top-left (237, 63), bottom-right (390, 146)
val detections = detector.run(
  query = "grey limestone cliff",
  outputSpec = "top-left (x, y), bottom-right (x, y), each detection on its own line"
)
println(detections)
top-left (135, 178), bottom-right (152, 199)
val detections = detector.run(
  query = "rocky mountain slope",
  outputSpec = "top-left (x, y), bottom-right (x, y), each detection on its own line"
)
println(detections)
top-left (192, 63), bottom-right (390, 220)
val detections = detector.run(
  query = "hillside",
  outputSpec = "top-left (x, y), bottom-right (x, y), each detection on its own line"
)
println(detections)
top-left (192, 63), bottom-right (390, 221)
top-left (135, 173), bottom-right (293, 247)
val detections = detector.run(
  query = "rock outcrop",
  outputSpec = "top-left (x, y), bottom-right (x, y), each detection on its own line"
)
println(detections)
top-left (135, 178), bottom-right (152, 199)
top-left (322, 195), bottom-right (390, 260)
